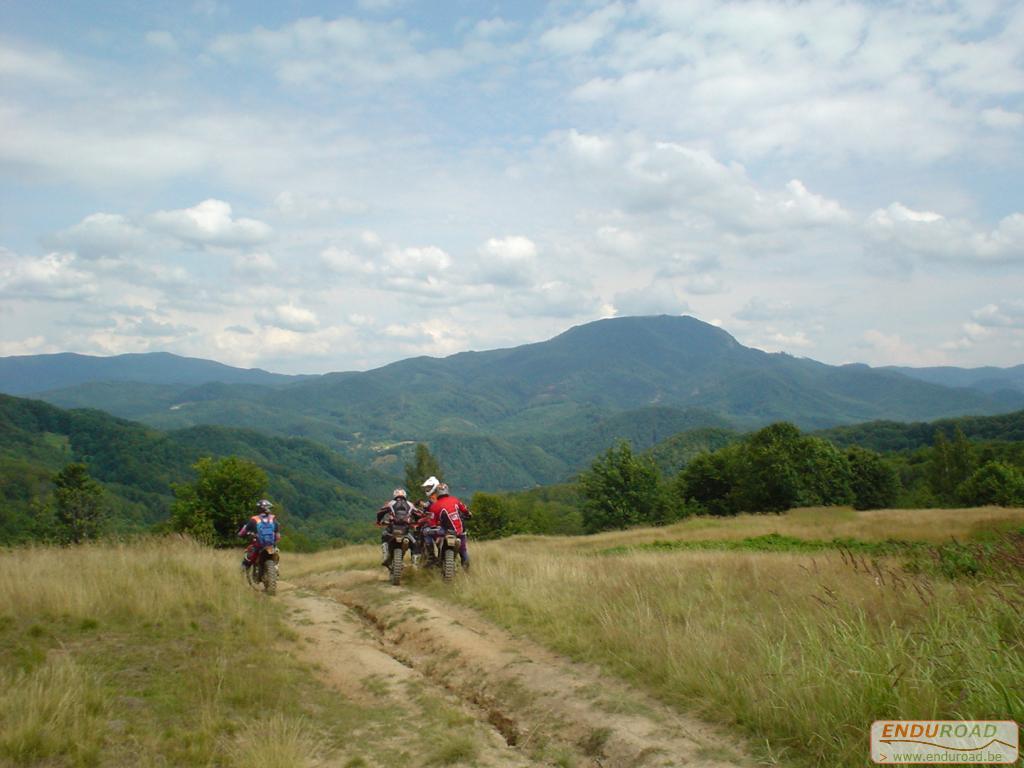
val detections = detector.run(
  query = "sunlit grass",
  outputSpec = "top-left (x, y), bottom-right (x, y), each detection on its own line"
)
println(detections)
top-left (417, 509), bottom-right (1024, 768)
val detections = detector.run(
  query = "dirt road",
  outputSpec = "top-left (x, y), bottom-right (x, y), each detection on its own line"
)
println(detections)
top-left (283, 568), bottom-right (754, 768)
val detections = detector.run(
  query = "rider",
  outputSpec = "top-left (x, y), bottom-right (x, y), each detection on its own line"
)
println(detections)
top-left (426, 481), bottom-right (472, 571)
top-left (239, 499), bottom-right (280, 569)
top-left (377, 488), bottom-right (414, 565)
top-left (418, 476), bottom-right (443, 563)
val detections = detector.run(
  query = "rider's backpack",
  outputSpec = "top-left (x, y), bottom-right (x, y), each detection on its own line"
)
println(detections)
top-left (391, 498), bottom-right (412, 523)
top-left (255, 516), bottom-right (277, 547)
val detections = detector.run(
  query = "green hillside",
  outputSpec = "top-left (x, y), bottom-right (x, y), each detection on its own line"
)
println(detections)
top-left (0, 395), bottom-right (394, 546)
top-left (816, 409), bottom-right (1024, 452)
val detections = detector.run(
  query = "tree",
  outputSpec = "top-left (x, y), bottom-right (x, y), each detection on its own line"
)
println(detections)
top-left (929, 428), bottom-right (975, 504)
top-left (579, 441), bottom-right (672, 533)
top-left (734, 423), bottom-right (804, 512)
top-left (676, 447), bottom-right (740, 516)
top-left (404, 443), bottom-right (444, 502)
top-left (53, 463), bottom-right (105, 543)
top-left (846, 446), bottom-right (901, 510)
top-left (171, 456), bottom-right (268, 545)
top-left (957, 461), bottom-right (1024, 507)
top-left (470, 492), bottom-right (511, 540)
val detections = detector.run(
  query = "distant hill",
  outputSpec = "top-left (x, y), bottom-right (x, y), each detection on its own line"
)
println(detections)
top-left (0, 394), bottom-right (394, 545)
top-left (0, 351), bottom-right (304, 395)
top-left (883, 364), bottom-right (1024, 394)
top-left (5, 316), bottom-right (1023, 491)
top-left (815, 409), bottom-right (1024, 452)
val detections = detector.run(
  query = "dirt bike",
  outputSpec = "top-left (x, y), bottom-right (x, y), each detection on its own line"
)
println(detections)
top-left (420, 528), bottom-right (463, 583)
top-left (245, 541), bottom-right (280, 596)
top-left (383, 520), bottom-right (417, 586)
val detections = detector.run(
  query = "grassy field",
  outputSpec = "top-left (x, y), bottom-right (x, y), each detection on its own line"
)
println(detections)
top-left (419, 506), bottom-right (1024, 767)
top-left (0, 538), bottom-right (409, 768)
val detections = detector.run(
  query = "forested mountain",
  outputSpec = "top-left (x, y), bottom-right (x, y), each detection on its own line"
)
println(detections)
top-left (0, 351), bottom-right (303, 395)
top-left (0, 394), bottom-right (393, 546)
top-left (15, 317), bottom-right (1022, 436)
top-left (4, 316), bottom-right (1023, 492)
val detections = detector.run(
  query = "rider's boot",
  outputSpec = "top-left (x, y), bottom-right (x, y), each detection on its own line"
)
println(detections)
top-left (380, 542), bottom-right (390, 566)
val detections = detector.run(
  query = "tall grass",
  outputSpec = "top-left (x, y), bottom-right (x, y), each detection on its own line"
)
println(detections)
top-left (434, 513), bottom-right (1024, 767)
top-left (0, 537), bottom-right (385, 767)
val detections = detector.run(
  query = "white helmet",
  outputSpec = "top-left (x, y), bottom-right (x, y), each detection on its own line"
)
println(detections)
top-left (393, 488), bottom-right (407, 499)
top-left (257, 499), bottom-right (273, 512)
top-left (421, 476), bottom-right (440, 496)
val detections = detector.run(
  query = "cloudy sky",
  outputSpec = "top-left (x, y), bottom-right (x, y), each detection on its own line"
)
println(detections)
top-left (2, 0), bottom-right (1023, 374)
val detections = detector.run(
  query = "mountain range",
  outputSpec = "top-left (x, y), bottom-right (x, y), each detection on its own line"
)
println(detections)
top-left (2, 315), bottom-right (1022, 491)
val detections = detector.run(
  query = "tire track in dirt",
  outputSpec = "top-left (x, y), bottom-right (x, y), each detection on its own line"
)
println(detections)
top-left (295, 569), bottom-right (755, 768)
top-left (281, 577), bottom-right (532, 767)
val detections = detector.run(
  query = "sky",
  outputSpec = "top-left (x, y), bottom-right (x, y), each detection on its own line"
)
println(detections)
top-left (1, 0), bottom-right (1023, 374)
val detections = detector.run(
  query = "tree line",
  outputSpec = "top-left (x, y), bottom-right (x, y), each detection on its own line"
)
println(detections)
top-left (470, 421), bottom-right (1024, 537)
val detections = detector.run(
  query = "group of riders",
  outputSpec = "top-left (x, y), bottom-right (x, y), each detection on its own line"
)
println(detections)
top-left (376, 475), bottom-right (472, 571)
top-left (238, 475), bottom-right (472, 573)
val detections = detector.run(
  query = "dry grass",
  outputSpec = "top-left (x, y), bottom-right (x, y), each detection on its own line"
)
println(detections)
top-left (0, 537), bottom-right (397, 767)
top-left (423, 511), bottom-right (1024, 768)
top-left (541, 505), bottom-right (1024, 553)
top-left (0, 535), bottom-right (252, 625)
top-left (284, 543), bottom-right (377, 579)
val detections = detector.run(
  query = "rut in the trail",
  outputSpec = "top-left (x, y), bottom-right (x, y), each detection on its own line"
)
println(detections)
top-left (294, 569), bottom-right (754, 768)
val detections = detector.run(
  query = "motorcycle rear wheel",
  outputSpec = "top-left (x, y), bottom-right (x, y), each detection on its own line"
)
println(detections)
top-left (389, 548), bottom-right (404, 586)
top-left (263, 560), bottom-right (278, 596)
top-left (442, 548), bottom-right (456, 583)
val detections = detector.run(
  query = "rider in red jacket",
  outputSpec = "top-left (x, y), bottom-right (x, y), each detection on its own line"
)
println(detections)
top-left (426, 482), bottom-right (472, 570)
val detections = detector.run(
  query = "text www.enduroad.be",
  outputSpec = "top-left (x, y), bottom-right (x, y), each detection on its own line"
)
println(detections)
top-left (892, 752), bottom-right (1010, 763)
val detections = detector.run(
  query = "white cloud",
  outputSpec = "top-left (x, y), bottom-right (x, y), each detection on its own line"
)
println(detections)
top-left (858, 329), bottom-right (947, 366)
top-left (981, 108), bottom-right (1024, 130)
top-left (51, 213), bottom-right (152, 260)
top-left (474, 235), bottom-right (538, 287)
top-left (972, 301), bottom-right (1024, 328)
top-left (540, 3), bottom-right (626, 55)
top-left (274, 191), bottom-right (369, 219)
top-left (256, 302), bottom-right (319, 332)
top-left (145, 31), bottom-right (179, 53)
top-left (0, 249), bottom-right (96, 301)
top-left (613, 281), bottom-right (689, 316)
top-left (209, 16), bottom-right (467, 86)
top-left (232, 252), bottom-right (277, 281)
top-left (147, 200), bottom-right (273, 247)
top-left (735, 298), bottom-right (803, 322)
top-left (867, 204), bottom-right (1024, 262)
top-left (0, 43), bottom-right (77, 83)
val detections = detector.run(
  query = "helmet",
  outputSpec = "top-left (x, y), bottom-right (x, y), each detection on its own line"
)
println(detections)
top-left (437, 483), bottom-right (450, 496)
top-left (393, 488), bottom-right (407, 499)
top-left (421, 476), bottom-right (440, 496)
top-left (257, 499), bottom-right (273, 513)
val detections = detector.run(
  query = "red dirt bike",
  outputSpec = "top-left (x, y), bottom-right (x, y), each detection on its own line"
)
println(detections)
top-left (245, 540), bottom-right (280, 596)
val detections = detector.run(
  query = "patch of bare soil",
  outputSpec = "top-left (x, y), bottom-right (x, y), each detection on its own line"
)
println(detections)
top-left (288, 569), bottom-right (754, 768)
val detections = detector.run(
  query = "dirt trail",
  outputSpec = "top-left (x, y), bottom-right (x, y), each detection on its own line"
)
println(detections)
top-left (285, 569), bottom-right (754, 768)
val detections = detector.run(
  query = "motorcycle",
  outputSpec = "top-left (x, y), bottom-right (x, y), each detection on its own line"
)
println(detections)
top-left (420, 527), bottom-right (462, 583)
top-left (383, 519), bottom-right (417, 586)
top-left (245, 541), bottom-right (280, 596)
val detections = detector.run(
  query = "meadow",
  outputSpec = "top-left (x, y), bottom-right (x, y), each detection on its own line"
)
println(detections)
top-left (2, 507), bottom-right (1021, 768)
top-left (422, 506), bottom-right (1024, 767)
top-left (0, 538), bottom-right (390, 768)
